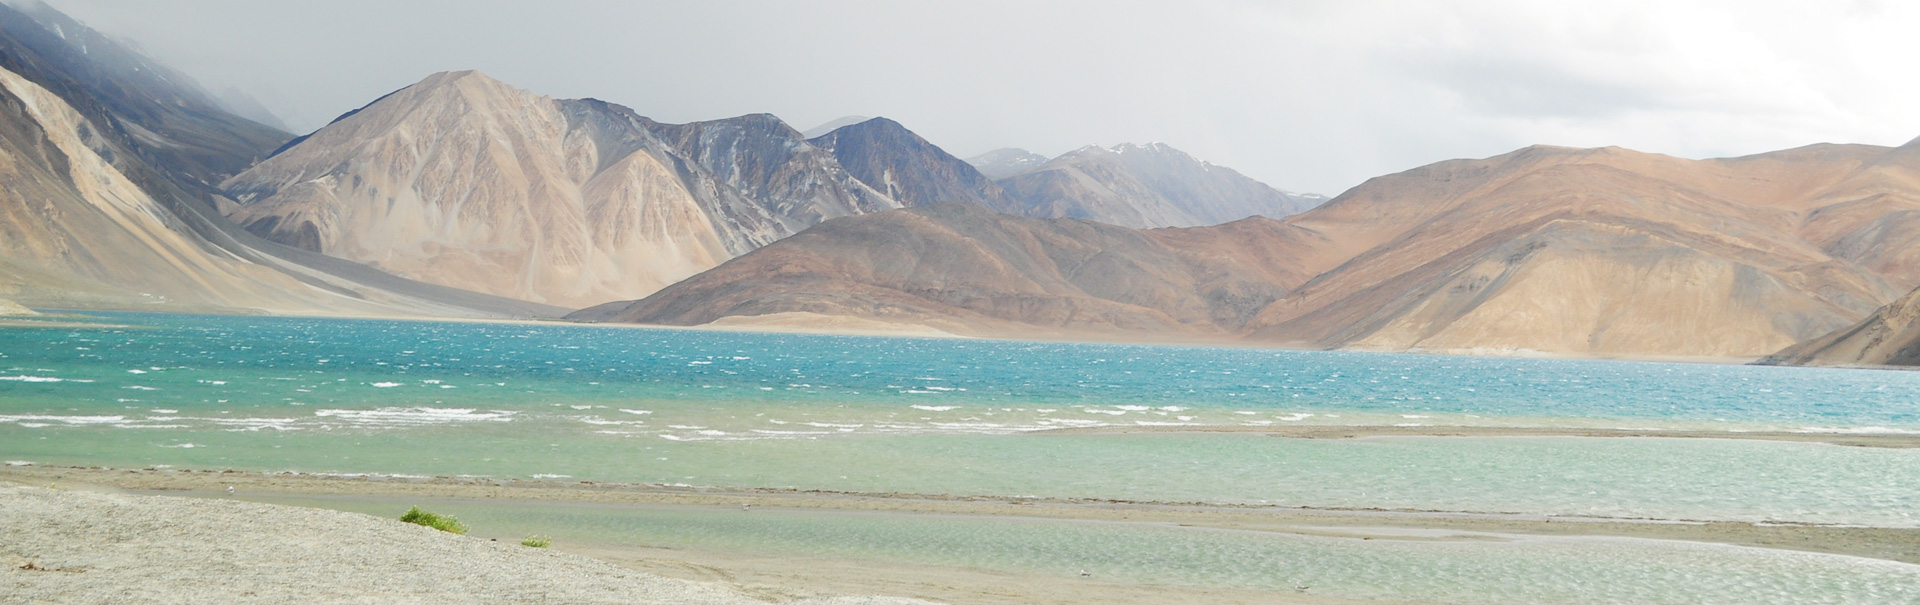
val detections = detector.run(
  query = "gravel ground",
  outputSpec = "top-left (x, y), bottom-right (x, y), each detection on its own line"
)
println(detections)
top-left (0, 485), bottom-right (935, 604)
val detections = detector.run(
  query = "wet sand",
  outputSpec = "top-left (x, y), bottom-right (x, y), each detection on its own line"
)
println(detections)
top-left (5, 464), bottom-right (1914, 604)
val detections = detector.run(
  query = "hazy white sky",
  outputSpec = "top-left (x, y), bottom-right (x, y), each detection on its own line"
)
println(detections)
top-left (44, 0), bottom-right (1920, 196)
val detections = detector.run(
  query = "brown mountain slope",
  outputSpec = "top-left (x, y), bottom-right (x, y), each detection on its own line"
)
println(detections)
top-left (1760, 284), bottom-right (1920, 367)
top-left (576, 139), bottom-right (1920, 359)
top-left (569, 203), bottom-right (1299, 337)
top-left (1243, 144), bottom-right (1918, 357)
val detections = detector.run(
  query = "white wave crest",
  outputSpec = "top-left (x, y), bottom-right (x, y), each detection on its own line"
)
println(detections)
top-left (312, 407), bottom-right (514, 426)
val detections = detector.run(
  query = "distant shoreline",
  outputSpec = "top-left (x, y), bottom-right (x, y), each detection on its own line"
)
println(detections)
top-left (10, 306), bottom-right (1800, 368)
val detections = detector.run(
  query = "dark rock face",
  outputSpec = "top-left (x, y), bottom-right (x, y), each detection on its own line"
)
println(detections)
top-left (639, 111), bottom-right (901, 248)
top-left (809, 118), bottom-right (1017, 211)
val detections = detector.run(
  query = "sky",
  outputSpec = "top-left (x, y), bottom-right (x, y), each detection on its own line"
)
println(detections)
top-left (42, 0), bottom-right (1920, 196)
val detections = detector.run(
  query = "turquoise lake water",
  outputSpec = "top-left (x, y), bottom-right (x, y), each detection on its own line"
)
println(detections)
top-left (5, 311), bottom-right (1920, 602)
top-left (2, 312), bottom-right (1918, 525)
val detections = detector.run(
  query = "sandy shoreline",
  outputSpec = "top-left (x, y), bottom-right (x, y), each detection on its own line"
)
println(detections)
top-left (0, 467), bottom-right (1403, 604)
top-left (0, 482), bottom-right (936, 604)
top-left (7, 466), bottom-right (1915, 576)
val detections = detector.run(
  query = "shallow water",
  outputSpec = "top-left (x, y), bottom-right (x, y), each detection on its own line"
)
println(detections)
top-left (3, 312), bottom-right (1920, 527)
top-left (11, 311), bottom-right (1920, 602)
top-left (249, 494), bottom-right (1920, 605)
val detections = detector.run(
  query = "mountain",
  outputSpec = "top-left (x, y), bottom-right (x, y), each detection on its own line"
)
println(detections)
top-left (221, 71), bottom-right (903, 308)
top-left (0, 2), bottom-right (562, 318)
top-left (1760, 284), bottom-right (1920, 367)
top-left (996, 143), bottom-right (1322, 228)
top-left (636, 110), bottom-right (897, 247)
top-left (807, 117), bottom-right (1016, 210)
top-left (568, 203), bottom-right (1306, 337)
top-left (576, 140), bottom-right (1920, 358)
top-left (1242, 144), bottom-right (1920, 357)
top-left (0, 63), bottom-right (438, 314)
top-left (799, 115), bottom-right (870, 139)
top-left (964, 148), bottom-right (1049, 180)
top-left (0, 1), bottom-right (287, 193)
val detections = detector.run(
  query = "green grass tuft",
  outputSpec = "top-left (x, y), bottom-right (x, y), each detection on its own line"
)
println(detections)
top-left (520, 534), bottom-right (551, 548)
top-left (399, 506), bottom-right (468, 534)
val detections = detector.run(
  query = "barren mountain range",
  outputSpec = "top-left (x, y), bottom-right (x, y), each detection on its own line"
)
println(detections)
top-left (582, 141), bottom-right (1920, 359)
top-left (0, 2), bottom-right (555, 317)
top-left (217, 73), bottom-right (1310, 308)
top-left (220, 71), bottom-right (905, 308)
top-left (5, 1), bottom-right (1919, 364)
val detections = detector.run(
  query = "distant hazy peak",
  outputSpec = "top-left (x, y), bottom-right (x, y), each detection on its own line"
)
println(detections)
top-left (966, 147), bottom-right (1046, 162)
top-left (996, 140), bottom-right (1322, 228)
top-left (4, 0), bottom-right (220, 105)
top-left (215, 86), bottom-right (291, 131)
top-left (800, 115), bottom-right (873, 138)
top-left (1109, 141), bottom-right (1182, 154)
top-left (964, 147), bottom-right (1050, 180)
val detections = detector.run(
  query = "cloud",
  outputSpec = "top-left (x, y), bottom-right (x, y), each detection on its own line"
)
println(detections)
top-left (36, 0), bottom-right (1920, 197)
